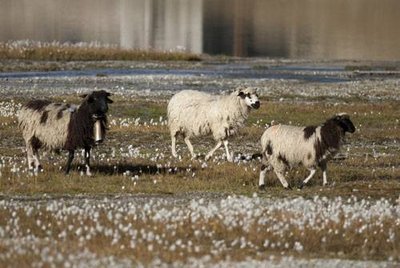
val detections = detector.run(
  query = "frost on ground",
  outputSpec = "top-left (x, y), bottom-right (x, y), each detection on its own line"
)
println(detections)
top-left (0, 194), bottom-right (399, 267)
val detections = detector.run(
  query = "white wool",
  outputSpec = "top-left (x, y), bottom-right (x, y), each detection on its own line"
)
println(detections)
top-left (168, 89), bottom-right (251, 140)
top-left (18, 103), bottom-right (74, 150)
top-left (259, 114), bottom-right (355, 189)
top-left (260, 125), bottom-right (322, 171)
top-left (167, 88), bottom-right (259, 160)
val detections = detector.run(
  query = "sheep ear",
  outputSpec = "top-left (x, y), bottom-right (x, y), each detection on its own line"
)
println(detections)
top-left (87, 95), bottom-right (94, 103)
top-left (80, 94), bottom-right (88, 99)
top-left (238, 91), bottom-right (246, 98)
top-left (340, 118), bottom-right (356, 133)
top-left (107, 97), bottom-right (113, 104)
top-left (106, 92), bottom-right (112, 97)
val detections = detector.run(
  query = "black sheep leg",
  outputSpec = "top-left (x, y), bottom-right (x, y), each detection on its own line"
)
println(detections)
top-left (319, 161), bottom-right (328, 186)
top-left (84, 147), bottom-right (92, 176)
top-left (65, 150), bottom-right (75, 174)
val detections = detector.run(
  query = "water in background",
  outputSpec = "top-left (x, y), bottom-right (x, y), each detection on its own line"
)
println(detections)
top-left (1, 0), bottom-right (400, 60)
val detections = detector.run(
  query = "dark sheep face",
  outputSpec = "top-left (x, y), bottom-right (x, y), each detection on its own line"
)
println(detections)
top-left (334, 114), bottom-right (356, 133)
top-left (81, 90), bottom-right (113, 117)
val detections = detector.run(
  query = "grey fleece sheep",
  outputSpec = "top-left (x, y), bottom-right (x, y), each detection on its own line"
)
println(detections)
top-left (167, 87), bottom-right (260, 161)
top-left (18, 90), bottom-right (113, 175)
top-left (259, 113), bottom-right (355, 189)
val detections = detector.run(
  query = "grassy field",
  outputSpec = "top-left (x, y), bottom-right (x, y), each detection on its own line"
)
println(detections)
top-left (1, 96), bottom-right (399, 197)
top-left (0, 80), bottom-right (399, 266)
top-left (0, 41), bottom-right (201, 63)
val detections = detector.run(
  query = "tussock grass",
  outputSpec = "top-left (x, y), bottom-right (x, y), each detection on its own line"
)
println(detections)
top-left (0, 41), bottom-right (201, 62)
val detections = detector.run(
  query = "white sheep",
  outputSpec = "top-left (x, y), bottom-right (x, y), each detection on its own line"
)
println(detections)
top-left (167, 88), bottom-right (260, 161)
top-left (259, 113), bottom-right (355, 189)
top-left (18, 90), bottom-right (113, 175)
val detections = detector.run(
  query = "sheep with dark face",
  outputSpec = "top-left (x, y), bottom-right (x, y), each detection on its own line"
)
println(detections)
top-left (167, 87), bottom-right (260, 161)
top-left (18, 90), bottom-right (113, 175)
top-left (259, 113), bottom-right (355, 189)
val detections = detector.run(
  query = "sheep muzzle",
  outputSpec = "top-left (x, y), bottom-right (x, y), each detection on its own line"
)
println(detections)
top-left (251, 101), bottom-right (260, 109)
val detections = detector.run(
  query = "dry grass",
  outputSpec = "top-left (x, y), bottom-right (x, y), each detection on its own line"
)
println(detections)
top-left (0, 193), bottom-right (399, 266)
top-left (1, 94), bottom-right (400, 265)
top-left (1, 97), bottom-right (399, 197)
top-left (0, 41), bottom-right (202, 62)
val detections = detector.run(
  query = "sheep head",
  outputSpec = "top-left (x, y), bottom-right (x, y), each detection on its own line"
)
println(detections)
top-left (332, 113), bottom-right (356, 133)
top-left (80, 90), bottom-right (113, 118)
top-left (236, 87), bottom-right (260, 109)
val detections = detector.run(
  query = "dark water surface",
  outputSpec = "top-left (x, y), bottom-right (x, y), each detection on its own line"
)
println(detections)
top-left (1, 0), bottom-right (400, 60)
top-left (0, 64), bottom-right (350, 83)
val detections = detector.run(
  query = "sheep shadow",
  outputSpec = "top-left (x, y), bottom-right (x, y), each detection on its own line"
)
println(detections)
top-left (194, 152), bottom-right (262, 161)
top-left (89, 163), bottom-right (196, 176)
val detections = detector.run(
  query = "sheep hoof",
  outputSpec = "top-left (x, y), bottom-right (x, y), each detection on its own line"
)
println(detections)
top-left (284, 185), bottom-right (293, 190)
top-left (258, 184), bottom-right (266, 191)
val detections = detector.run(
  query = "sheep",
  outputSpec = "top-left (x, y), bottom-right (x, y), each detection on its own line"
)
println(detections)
top-left (258, 113), bottom-right (355, 189)
top-left (18, 90), bottom-right (113, 175)
top-left (167, 87), bottom-right (260, 161)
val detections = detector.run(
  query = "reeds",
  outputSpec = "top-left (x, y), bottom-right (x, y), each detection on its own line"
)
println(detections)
top-left (0, 40), bottom-right (202, 61)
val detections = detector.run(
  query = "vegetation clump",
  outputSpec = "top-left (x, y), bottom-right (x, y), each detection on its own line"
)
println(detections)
top-left (0, 40), bottom-right (202, 61)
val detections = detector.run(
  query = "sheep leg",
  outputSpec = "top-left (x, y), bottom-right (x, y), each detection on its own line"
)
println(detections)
top-left (223, 140), bottom-right (233, 162)
top-left (26, 137), bottom-right (42, 172)
top-left (171, 134), bottom-right (178, 158)
top-left (84, 147), bottom-right (92, 176)
top-left (184, 137), bottom-right (196, 159)
top-left (205, 141), bottom-right (222, 161)
top-left (32, 147), bottom-right (42, 173)
top-left (65, 150), bottom-right (75, 174)
top-left (319, 162), bottom-right (328, 186)
top-left (259, 164), bottom-right (271, 191)
top-left (323, 171), bottom-right (328, 186)
top-left (298, 169), bottom-right (317, 189)
top-left (26, 144), bottom-right (35, 171)
top-left (274, 170), bottom-right (291, 189)
top-left (258, 154), bottom-right (271, 190)
top-left (322, 170), bottom-right (328, 186)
